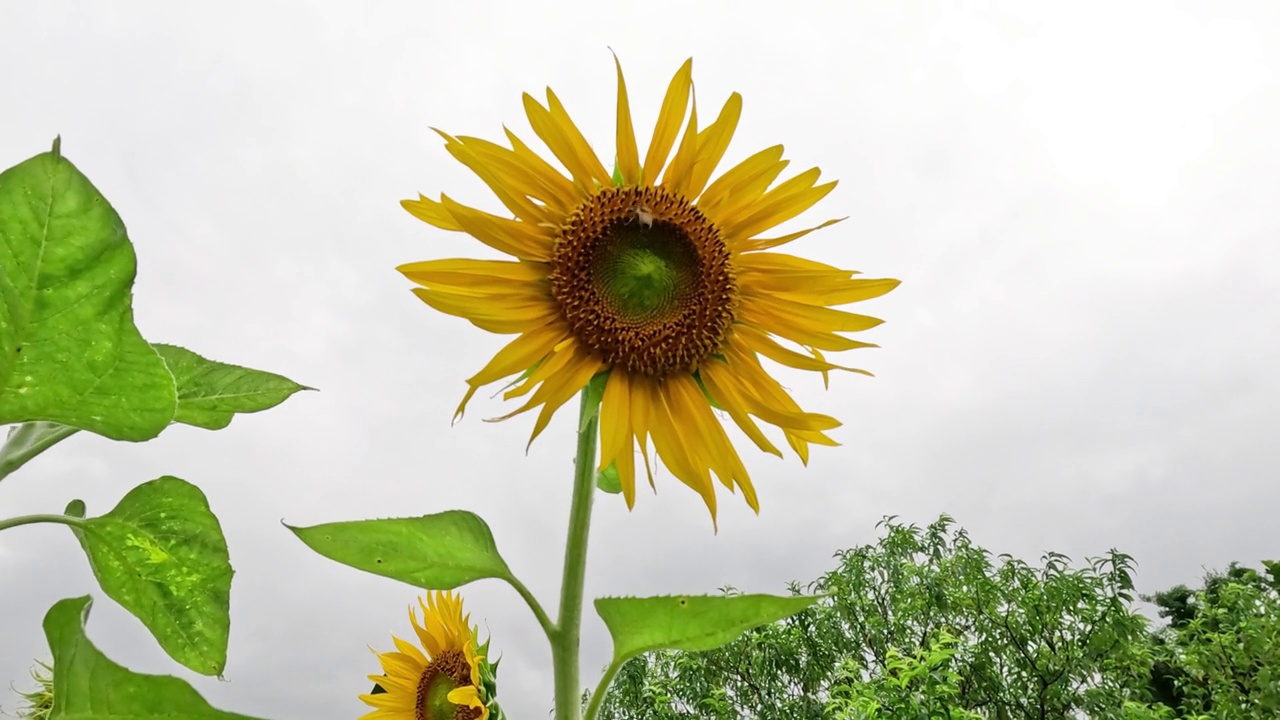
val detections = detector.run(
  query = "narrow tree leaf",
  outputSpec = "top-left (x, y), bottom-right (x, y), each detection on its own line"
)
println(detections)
top-left (43, 596), bottom-right (267, 720)
top-left (288, 511), bottom-right (513, 589)
top-left (595, 593), bottom-right (821, 662)
top-left (152, 343), bottom-right (312, 430)
top-left (70, 477), bottom-right (231, 676)
top-left (0, 147), bottom-right (176, 441)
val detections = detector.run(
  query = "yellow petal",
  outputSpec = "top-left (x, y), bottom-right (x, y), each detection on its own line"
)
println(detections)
top-left (686, 92), bottom-right (742, 199)
top-left (738, 294), bottom-right (884, 351)
top-left (434, 129), bottom-right (560, 227)
top-left (402, 194), bottom-right (463, 231)
top-left (660, 85), bottom-right (699, 197)
top-left (546, 87), bottom-right (614, 186)
top-left (453, 134), bottom-right (577, 213)
top-left (697, 146), bottom-right (788, 220)
top-left (734, 324), bottom-right (874, 376)
top-left (696, 361), bottom-right (783, 458)
top-left (613, 53), bottom-right (641, 186)
top-left (667, 373), bottom-right (759, 512)
top-left (523, 92), bottom-right (609, 191)
top-left (644, 377), bottom-right (718, 520)
top-left (719, 169), bottom-right (837, 243)
top-left (739, 217), bottom-right (844, 252)
top-left (398, 258), bottom-right (548, 293)
top-left (599, 371), bottom-right (639, 508)
top-left (505, 126), bottom-right (588, 203)
top-left (455, 322), bottom-right (569, 421)
top-left (643, 58), bottom-right (694, 186)
top-left (439, 195), bottom-right (553, 261)
top-left (410, 287), bottom-right (557, 334)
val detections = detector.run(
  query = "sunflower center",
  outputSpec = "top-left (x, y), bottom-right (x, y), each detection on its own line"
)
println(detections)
top-left (549, 186), bottom-right (737, 376)
top-left (414, 650), bottom-right (482, 720)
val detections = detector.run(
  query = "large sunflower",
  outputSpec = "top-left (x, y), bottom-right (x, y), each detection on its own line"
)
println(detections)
top-left (359, 592), bottom-right (489, 720)
top-left (399, 57), bottom-right (898, 523)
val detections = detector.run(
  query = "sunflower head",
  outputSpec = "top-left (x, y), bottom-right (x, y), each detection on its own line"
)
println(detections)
top-left (399, 56), bottom-right (899, 524)
top-left (359, 592), bottom-right (498, 720)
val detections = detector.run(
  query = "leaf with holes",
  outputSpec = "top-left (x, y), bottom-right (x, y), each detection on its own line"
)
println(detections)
top-left (0, 141), bottom-right (176, 440)
top-left (70, 476), bottom-right (232, 676)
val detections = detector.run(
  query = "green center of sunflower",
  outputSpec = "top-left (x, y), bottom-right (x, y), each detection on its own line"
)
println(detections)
top-left (414, 650), bottom-right (481, 720)
top-left (549, 186), bottom-right (737, 376)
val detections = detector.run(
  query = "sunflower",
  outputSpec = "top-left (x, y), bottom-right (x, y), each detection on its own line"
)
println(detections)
top-left (399, 57), bottom-right (898, 523)
top-left (359, 592), bottom-right (490, 720)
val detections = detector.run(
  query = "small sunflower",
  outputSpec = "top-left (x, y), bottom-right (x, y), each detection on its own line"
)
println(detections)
top-left (359, 592), bottom-right (491, 720)
top-left (400, 57), bottom-right (899, 523)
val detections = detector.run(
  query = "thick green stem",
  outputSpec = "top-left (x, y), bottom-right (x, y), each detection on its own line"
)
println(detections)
top-left (0, 423), bottom-right (79, 483)
top-left (551, 386), bottom-right (601, 720)
top-left (0, 513), bottom-right (85, 533)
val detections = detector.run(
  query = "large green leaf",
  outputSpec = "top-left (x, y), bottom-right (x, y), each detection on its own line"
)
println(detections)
top-left (153, 343), bottom-right (312, 430)
top-left (44, 596), bottom-right (267, 720)
top-left (0, 141), bottom-right (176, 441)
top-left (289, 511), bottom-right (513, 589)
top-left (69, 476), bottom-right (232, 676)
top-left (595, 593), bottom-right (821, 662)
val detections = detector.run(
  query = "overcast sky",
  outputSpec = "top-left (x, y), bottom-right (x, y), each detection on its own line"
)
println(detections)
top-left (2, 1), bottom-right (1278, 717)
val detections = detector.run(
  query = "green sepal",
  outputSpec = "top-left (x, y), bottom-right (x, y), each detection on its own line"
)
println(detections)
top-left (596, 461), bottom-right (622, 494)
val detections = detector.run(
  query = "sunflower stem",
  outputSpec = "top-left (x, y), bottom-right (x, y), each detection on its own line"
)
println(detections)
top-left (552, 379), bottom-right (604, 720)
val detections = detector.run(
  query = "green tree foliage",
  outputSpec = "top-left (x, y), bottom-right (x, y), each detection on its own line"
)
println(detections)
top-left (1144, 561), bottom-right (1280, 717)
top-left (597, 515), bottom-right (1152, 719)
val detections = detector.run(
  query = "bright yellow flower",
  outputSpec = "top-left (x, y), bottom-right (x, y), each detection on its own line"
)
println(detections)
top-left (399, 57), bottom-right (898, 524)
top-left (359, 592), bottom-right (489, 720)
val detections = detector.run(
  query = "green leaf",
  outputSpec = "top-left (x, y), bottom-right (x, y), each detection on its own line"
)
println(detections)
top-left (0, 145), bottom-right (176, 441)
top-left (0, 421), bottom-right (79, 481)
top-left (594, 593), bottom-right (821, 662)
top-left (69, 476), bottom-right (231, 676)
top-left (64, 498), bottom-right (86, 518)
top-left (596, 462), bottom-right (622, 494)
top-left (44, 596), bottom-right (267, 720)
top-left (288, 510), bottom-right (513, 589)
top-left (152, 343), bottom-right (312, 430)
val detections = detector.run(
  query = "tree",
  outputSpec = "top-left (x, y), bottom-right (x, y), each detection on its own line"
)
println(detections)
top-left (1143, 561), bottom-right (1280, 718)
top-left (597, 515), bottom-right (1152, 719)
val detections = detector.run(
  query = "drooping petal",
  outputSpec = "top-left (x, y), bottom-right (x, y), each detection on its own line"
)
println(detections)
top-left (455, 321), bottom-right (570, 420)
top-left (733, 324), bottom-right (874, 376)
top-left (599, 371), bottom-right (638, 507)
top-left (642, 58), bottom-right (694, 186)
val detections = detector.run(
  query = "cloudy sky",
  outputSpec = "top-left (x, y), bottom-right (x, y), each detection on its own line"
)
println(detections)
top-left (2, 1), bottom-right (1278, 717)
